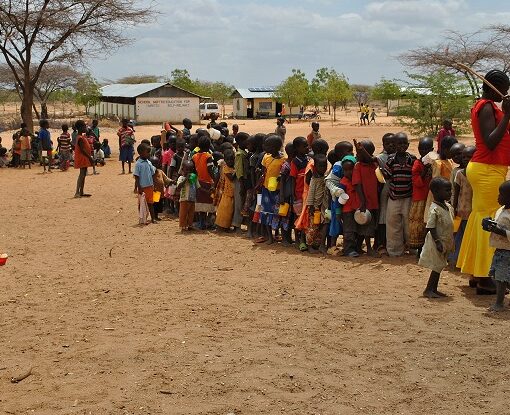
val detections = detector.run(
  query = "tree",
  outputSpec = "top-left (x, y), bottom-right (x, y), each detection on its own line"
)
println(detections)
top-left (399, 27), bottom-right (510, 97)
top-left (75, 73), bottom-right (101, 115)
top-left (170, 69), bottom-right (196, 92)
top-left (397, 70), bottom-right (472, 136)
top-left (273, 69), bottom-right (309, 122)
top-left (200, 82), bottom-right (234, 117)
top-left (371, 78), bottom-right (402, 115)
top-left (323, 70), bottom-right (351, 122)
top-left (0, 0), bottom-right (153, 131)
top-left (311, 67), bottom-right (331, 113)
top-left (352, 85), bottom-right (372, 107)
top-left (117, 75), bottom-right (163, 84)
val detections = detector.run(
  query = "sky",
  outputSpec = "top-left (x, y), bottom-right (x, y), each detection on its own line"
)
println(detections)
top-left (90, 0), bottom-right (510, 87)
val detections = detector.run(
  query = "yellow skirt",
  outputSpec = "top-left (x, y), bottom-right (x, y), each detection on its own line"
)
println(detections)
top-left (457, 162), bottom-right (508, 277)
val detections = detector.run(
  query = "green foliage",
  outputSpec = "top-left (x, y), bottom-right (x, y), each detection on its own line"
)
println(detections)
top-left (371, 78), bottom-right (401, 115)
top-left (273, 69), bottom-right (309, 119)
top-left (323, 70), bottom-right (351, 121)
top-left (74, 73), bottom-right (101, 112)
top-left (117, 74), bottom-right (163, 84)
top-left (170, 69), bottom-right (195, 92)
top-left (397, 70), bottom-right (472, 136)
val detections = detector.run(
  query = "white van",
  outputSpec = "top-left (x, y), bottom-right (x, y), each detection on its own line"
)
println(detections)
top-left (200, 102), bottom-right (220, 119)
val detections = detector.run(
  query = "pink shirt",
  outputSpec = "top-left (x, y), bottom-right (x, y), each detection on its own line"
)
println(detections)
top-left (162, 149), bottom-right (174, 166)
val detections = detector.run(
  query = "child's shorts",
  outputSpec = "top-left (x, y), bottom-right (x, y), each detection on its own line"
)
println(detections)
top-left (491, 249), bottom-right (510, 283)
top-left (141, 186), bottom-right (154, 204)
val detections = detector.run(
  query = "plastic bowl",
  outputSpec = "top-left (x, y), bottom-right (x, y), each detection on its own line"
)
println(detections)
top-left (354, 209), bottom-right (372, 225)
top-left (0, 254), bottom-right (8, 266)
top-left (338, 192), bottom-right (350, 205)
top-left (422, 151), bottom-right (439, 166)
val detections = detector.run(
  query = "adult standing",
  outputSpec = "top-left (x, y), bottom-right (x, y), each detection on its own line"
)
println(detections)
top-left (457, 70), bottom-right (510, 294)
top-left (73, 120), bottom-right (94, 198)
top-left (117, 118), bottom-right (135, 174)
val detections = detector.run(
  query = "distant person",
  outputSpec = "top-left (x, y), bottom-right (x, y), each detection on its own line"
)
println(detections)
top-left (359, 104), bottom-right (367, 126)
top-left (10, 133), bottom-right (21, 168)
top-left (436, 119), bottom-right (455, 153)
top-left (134, 143), bottom-right (157, 224)
top-left (90, 119), bottom-right (100, 141)
top-left (57, 124), bottom-right (72, 171)
top-left (73, 119), bottom-right (94, 198)
top-left (182, 118), bottom-right (193, 138)
top-left (38, 119), bottom-right (53, 173)
top-left (118, 118), bottom-right (135, 174)
top-left (306, 122), bottom-right (321, 147)
top-left (102, 139), bottom-right (111, 158)
top-left (370, 108), bottom-right (377, 123)
top-left (232, 124), bottom-right (239, 138)
top-left (275, 117), bottom-right (286, 142)
top-left (19, 127), bottom-right (32, 169)
top-left (93, 141), bottom-right (105, 167)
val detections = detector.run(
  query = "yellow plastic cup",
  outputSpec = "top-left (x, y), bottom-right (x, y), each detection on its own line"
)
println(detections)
top-left (313, 210), bottom-right (321, 225)
top-left (153, 191), bottom-right (161, 203)
top-left (267, 176), bottom-right (278, 191)
top-left (278, 203), bottom-right (290, 216)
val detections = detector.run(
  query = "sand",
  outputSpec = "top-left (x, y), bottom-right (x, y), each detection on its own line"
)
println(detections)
top-left (1, 113), bottom-right (510, 415)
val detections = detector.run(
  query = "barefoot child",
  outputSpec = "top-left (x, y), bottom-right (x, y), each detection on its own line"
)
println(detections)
top-left (340, 156), bottom-right (360, 257)
top-left (151, 156), bottom-right (172, 221)
top-left (482, 181), bottom-right (510, 312)
top-left (279, 142), bottom-right (296, 245)
top-left (118, 119), bottom-right (135, 174)
top-left (215, 149), bottom-right (236, 230)
top-left (306, 122), bottom-right (321, 147)
top-left (290, 136), bottom-right (309, 249)
top-left (306, 154), bottom-right (329, 254)
top-left (73, 120), bottom-right (94, 198)
top-left (19, 127), bottom-right (31, 169)
top-left (57, 124), bottom-right (72, 171)
top-left (176, 160), bottom-right (199, 232)
top-left (419, 177), bottom-right (454, 298)
top-left (134, 143), bottom-right (157, 224)
top-left (353, 140), bottom-right (379, 256)
top-left (408, 137), bottom-right (434, 254)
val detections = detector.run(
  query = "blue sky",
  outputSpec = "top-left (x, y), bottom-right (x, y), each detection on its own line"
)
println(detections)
top-left (91, 0), bottom-right (510, 86)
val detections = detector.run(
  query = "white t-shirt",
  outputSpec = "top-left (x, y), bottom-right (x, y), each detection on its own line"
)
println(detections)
top-left (94, 149), bottom-right (105, 160)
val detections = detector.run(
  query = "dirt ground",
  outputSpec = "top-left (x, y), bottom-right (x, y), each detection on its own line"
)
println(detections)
top-left (2, 113), bottom-right (510, 415)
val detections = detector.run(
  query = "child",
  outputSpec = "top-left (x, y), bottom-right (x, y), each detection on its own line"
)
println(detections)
top-left (102, 139), bottom-right (111, 158)
top-left (306, 122), bottom-right (321, 147)
top-left (10, 134), bottom-right (21, 168)
top-left (182, 118), bottom-right (193, 138)
top-left (352, 140), bottom-right (379, 256)
top-left (232, 132), bottom-right (250, 231)
top-left (259, 135), bottom-right (285, 244)
top-left (93, 141), bottom-right (105, 167)
top-left (176, 160), bottom-right (198, 231)
top-left (436, 119), bottom-right (455, 153)
top-left (0, 147), bottom-right (7, 168)
top-left (408, 137), bottom-right (434, 253)
top-left (370, 108), bottom-right (377, 124)
top-left (451, 146), bottom-right (475, 267)
top-left (375, 133), bottom-right (395, 253)
top-left (279, 142), bottom-right (296, 245)
top-left (215, 149), bottom-right (236, 230)
top-left (90, 119), bottom-right (100, 142)
top-left (57, 124), bottom-right (72, 171)
top-left (39, 119), bottom-right (52, 173)
top-left (419, 177), bottom-right (454, 298)
top-left (133, 143), bottom-right (157, 224)
top-left (151, 156), bottom-right (172, 221)
top-left (289, 136), bottom-right (309, 248)
top-left (19, 127), bottom-right (31, 169)
top-left (192, 136), bottom-right (216, 230)
top-left (275, 117), bottom-right (286, 142)
top-left (73, 120), bottom-right (94, 198)
top-left (247, 133), bottom-right (266, 239)
top-left (383, 132), bottom-right (416, 257)
top-left (483, 181), bottom-right (510, 312)
top-left (118, 119), bottom-right (135, 174)
top-left (306, 154), bottom-right (330, 254)
top-left (161, 141), bottom-right (174, 175)
top-left (448, 142), bottom-right (465, 188)
top-left (340, 156), bottom-right (360, 257)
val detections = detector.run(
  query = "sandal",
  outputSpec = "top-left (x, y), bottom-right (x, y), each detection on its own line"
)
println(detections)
top-left (299, 242), bottom-right (308, 252)
top-left (255, 237), bottom-right (267, 243)
top-left (274, 235), bottom-right (283, 242)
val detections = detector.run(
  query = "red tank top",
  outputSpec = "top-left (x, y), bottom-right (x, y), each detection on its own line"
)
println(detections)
top-left (471, 98), bottom-right (510, 166)
top-left (74, 134), bottom-right (92, 169)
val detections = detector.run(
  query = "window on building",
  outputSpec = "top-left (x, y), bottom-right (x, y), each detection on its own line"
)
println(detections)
top-left (259, 101), bottom-right (273, 111)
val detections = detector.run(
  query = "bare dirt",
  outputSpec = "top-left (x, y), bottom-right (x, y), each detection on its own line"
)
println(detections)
top-left (1, 112), bottom-right (509, 415)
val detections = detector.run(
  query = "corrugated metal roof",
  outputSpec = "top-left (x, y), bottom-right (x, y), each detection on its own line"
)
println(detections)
top-left (234, 87), bottom-right (276, 99)
top-left (100, 83), bottom-right (168, 98)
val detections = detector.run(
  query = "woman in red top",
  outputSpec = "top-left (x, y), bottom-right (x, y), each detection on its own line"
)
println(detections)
top-left (458, 70), bottom-right (510, 294)
top-left (74, 120), bottom-right (94, 198)
top-left (408, 137), bottom-right (434, 251)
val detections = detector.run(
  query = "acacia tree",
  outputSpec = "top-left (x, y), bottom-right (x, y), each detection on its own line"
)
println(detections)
top-left (273, 69), bottom-right (309, 123)
top-left (399, 27), bottom-right (510, 97)
top-left (117, 75), bottom-right (163, 84)
top-left (75, 73), bottom-right (101, 114)
top-left (0, 0), bottom-right (153, 131)
top-left (371, 78), bottom-right (401, 115)
top-left (323, 70), bottom-right (351, 122)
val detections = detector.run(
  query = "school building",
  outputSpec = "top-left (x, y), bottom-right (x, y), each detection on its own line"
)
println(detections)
top-left (231, 87), bottom-right (301, 119)
top-left (93, 83), bottom-right (203, 123)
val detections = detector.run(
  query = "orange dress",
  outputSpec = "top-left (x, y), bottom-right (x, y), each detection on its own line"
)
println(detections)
top-left (74, 134), bottom-right (92, 169)
top-left (294, 159), bottom-right (315, 230)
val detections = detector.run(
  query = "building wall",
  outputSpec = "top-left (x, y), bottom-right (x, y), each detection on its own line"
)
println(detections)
top-left (233, 98), bottom-right (247, 118)
top-left (136, 97), bottom-right (200, 123)
top-left (92, 101), bottom-right (135, 120)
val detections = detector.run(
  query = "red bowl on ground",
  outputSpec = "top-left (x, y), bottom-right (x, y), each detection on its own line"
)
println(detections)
top-left (0, 256), bottom-right (8, 266)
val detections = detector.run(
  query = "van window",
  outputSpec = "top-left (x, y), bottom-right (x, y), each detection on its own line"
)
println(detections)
top-left (207, 104), bottom-right (219, 110)
top-left (199, 103), bottom-right (205, 109)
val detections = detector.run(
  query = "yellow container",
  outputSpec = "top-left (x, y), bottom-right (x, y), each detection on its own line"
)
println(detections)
top-left (278, 203), bottom-right (290, 216)
top-left (453, 216), bottom-right (461, 233)
top-left (153, 191), bottom-right (161, 203)
top-left (313, 210), bottom-right (321, 225)
top-left (267, 176), bottom-right (278, 191)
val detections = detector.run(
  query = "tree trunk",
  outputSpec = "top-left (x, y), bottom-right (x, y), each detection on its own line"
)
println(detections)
top-left (40, 101), bottom-right (48, 119)
top-left (21, 88), bottom-right (35, 132)
top-left (32, 102), bottom-right (40, 120)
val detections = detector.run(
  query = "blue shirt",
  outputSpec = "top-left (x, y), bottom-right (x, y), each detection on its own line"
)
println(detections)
top-left (133, 158), bottom-right (156, 188)
top-left (39, 129), bottom-right (52, 150)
